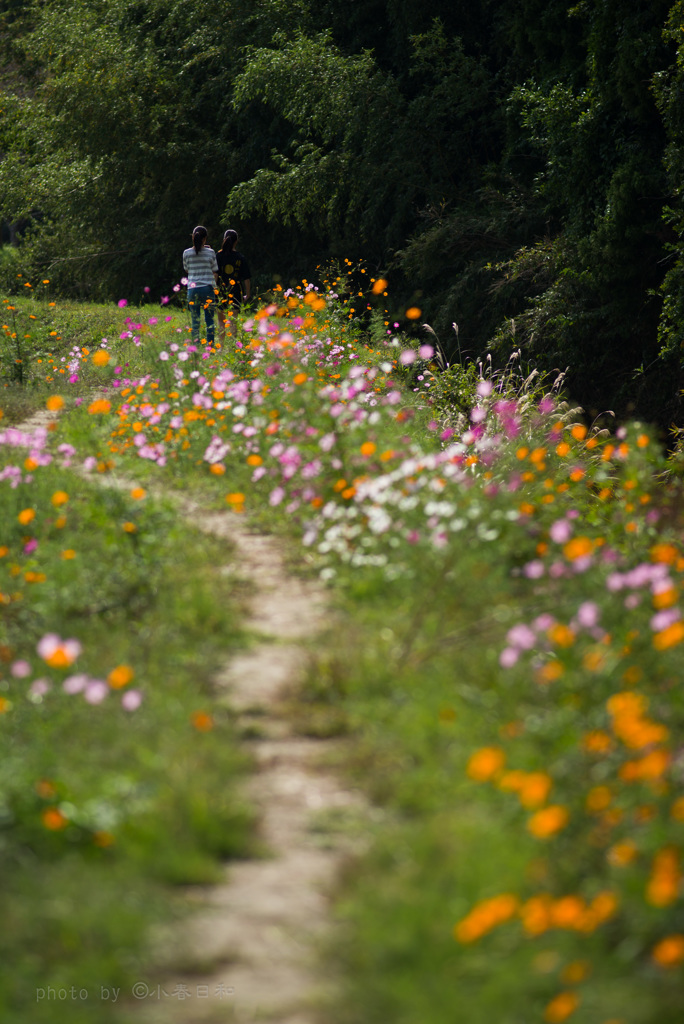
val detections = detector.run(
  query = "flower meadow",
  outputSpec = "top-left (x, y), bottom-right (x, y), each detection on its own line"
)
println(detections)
top-left (2, 272), bottom-right (684, 1023)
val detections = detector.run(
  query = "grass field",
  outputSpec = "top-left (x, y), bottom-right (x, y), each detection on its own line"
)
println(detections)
top-left (2, 273), bottom-right (684, 1024)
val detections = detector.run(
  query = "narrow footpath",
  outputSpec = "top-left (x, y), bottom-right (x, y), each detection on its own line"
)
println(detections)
top-left (20, 407), bottom-right (367, 1024)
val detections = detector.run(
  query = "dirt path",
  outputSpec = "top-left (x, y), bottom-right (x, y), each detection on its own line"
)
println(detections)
top-left (19, 409), bottom-right (364, 1024)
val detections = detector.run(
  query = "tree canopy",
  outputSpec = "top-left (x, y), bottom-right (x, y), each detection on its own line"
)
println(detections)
top-left (1, 0), bottom-right (683, 425)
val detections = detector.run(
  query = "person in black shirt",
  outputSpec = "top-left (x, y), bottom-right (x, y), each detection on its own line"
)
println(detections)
top-left (216, 229), bottom-right (251, 342)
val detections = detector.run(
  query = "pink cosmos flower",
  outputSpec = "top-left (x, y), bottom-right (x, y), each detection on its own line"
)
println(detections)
top-left (63, 674), bottom-right (88, 694)
top-left (576, 601), bottom-right (600, 628)
top-left (121, 689), bottom-right (143, 711)
top-left (84, 680), bottom-right (108, 704)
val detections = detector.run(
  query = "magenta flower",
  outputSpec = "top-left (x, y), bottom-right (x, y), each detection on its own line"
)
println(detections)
top-left (118, 299), bottom-right (128, 308)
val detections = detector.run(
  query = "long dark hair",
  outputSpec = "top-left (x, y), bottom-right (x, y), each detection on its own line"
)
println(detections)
top-left (192, 225), bottom-right (208, 254)
top-left (221, 229), bottom-right (238, 253)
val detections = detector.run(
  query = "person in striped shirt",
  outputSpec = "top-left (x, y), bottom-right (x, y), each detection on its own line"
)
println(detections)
top-left (182, 226), bottom-right (218, 343)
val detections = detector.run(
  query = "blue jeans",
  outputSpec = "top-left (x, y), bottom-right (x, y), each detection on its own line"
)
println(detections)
top-left (188, 284), bottom-right (215, 342)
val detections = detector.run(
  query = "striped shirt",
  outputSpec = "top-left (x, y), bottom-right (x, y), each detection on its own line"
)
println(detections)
top-left (182, 245), bottom-right (218, 287)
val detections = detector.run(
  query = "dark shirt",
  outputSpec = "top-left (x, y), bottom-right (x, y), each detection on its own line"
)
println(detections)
top-left (216, 249), bottom-right (251, 304)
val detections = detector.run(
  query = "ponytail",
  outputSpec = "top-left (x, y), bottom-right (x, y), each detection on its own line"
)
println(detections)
top-left (221, 228), bottom-right (238, 253)
top-left (192, 225), bottom-right (208, 254)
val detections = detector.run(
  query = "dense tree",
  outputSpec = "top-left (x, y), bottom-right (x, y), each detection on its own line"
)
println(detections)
top-left (0, 0), bottom-right (683, 425)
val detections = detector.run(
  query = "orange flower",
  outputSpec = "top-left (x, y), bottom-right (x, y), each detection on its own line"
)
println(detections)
top-left (46, 395), bottom-right (65, 411)
top-left (550, 895), bottom-right (586, 929)
top-left (670, 797), bottom-right (684, 821)
top-left (652, 934), bottom-right (684, 968)
top-left (453, 893), bottom-right (519, 943)
top-left (191, 710), bottom-right (214, 732)
top-left (563, 536), bottom-right (592, 561)
top-left (88, 398), bottom-right (112, 414)
top-left (544, 992), bottom-right (579, 1023)
top-left (653, 621), bottom-right (684, 650)
top-left (519, 773), bottom-right (553, 809)
top-left (372, 277), bottom-right (388, 294)
top-left (405, 306), bottom-right (422, 320)
top-left (292, 372), bottom-right (308, 384)
top-left (646, 848), bottom-right (681, 907)
top-left (92, 350), bottom-right (110, 366)
top-left (528, 805), bottom-right (569, 839)
top-left (122, 522), bottom-right (137, 533)
top-left (619, 749), bottom-right (671, 781)
top-left (210, 463), bottom-right (225, 475)
top-left (607, 840), bottom-right (638, 866)
top-left (561, 961), bottom-right (590, 985)
top-left (466, 747), bottom-right (506, 782)
top-left (51, 491), bottom-right (69, 507)
top-left (536, 660), bottom-right (564, 685)
top-left (41, 807), bottom-right (68, 830)
top-left (520, 894), bottom-right (553, 935)
top-left (107, 665), bottom-right (134, 689)
top-left (651, 543), bottom-right (678, 565)
top-left (17, 508), bottom-right (35, 525)
top-left (360, 441), bottom-right (377, 457)
top-left (555, 442), bottom-right (570, 456)
top-left (130, 487), bottom-right (147, 500)
top-left (246, 454), bottom-right (263, 466)
top-left (586, 786), bottom-right (612, 812)
top-left (548, 624), bottom-right (576, 648)
top-left (0, 697), bottom-right (10, 713)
